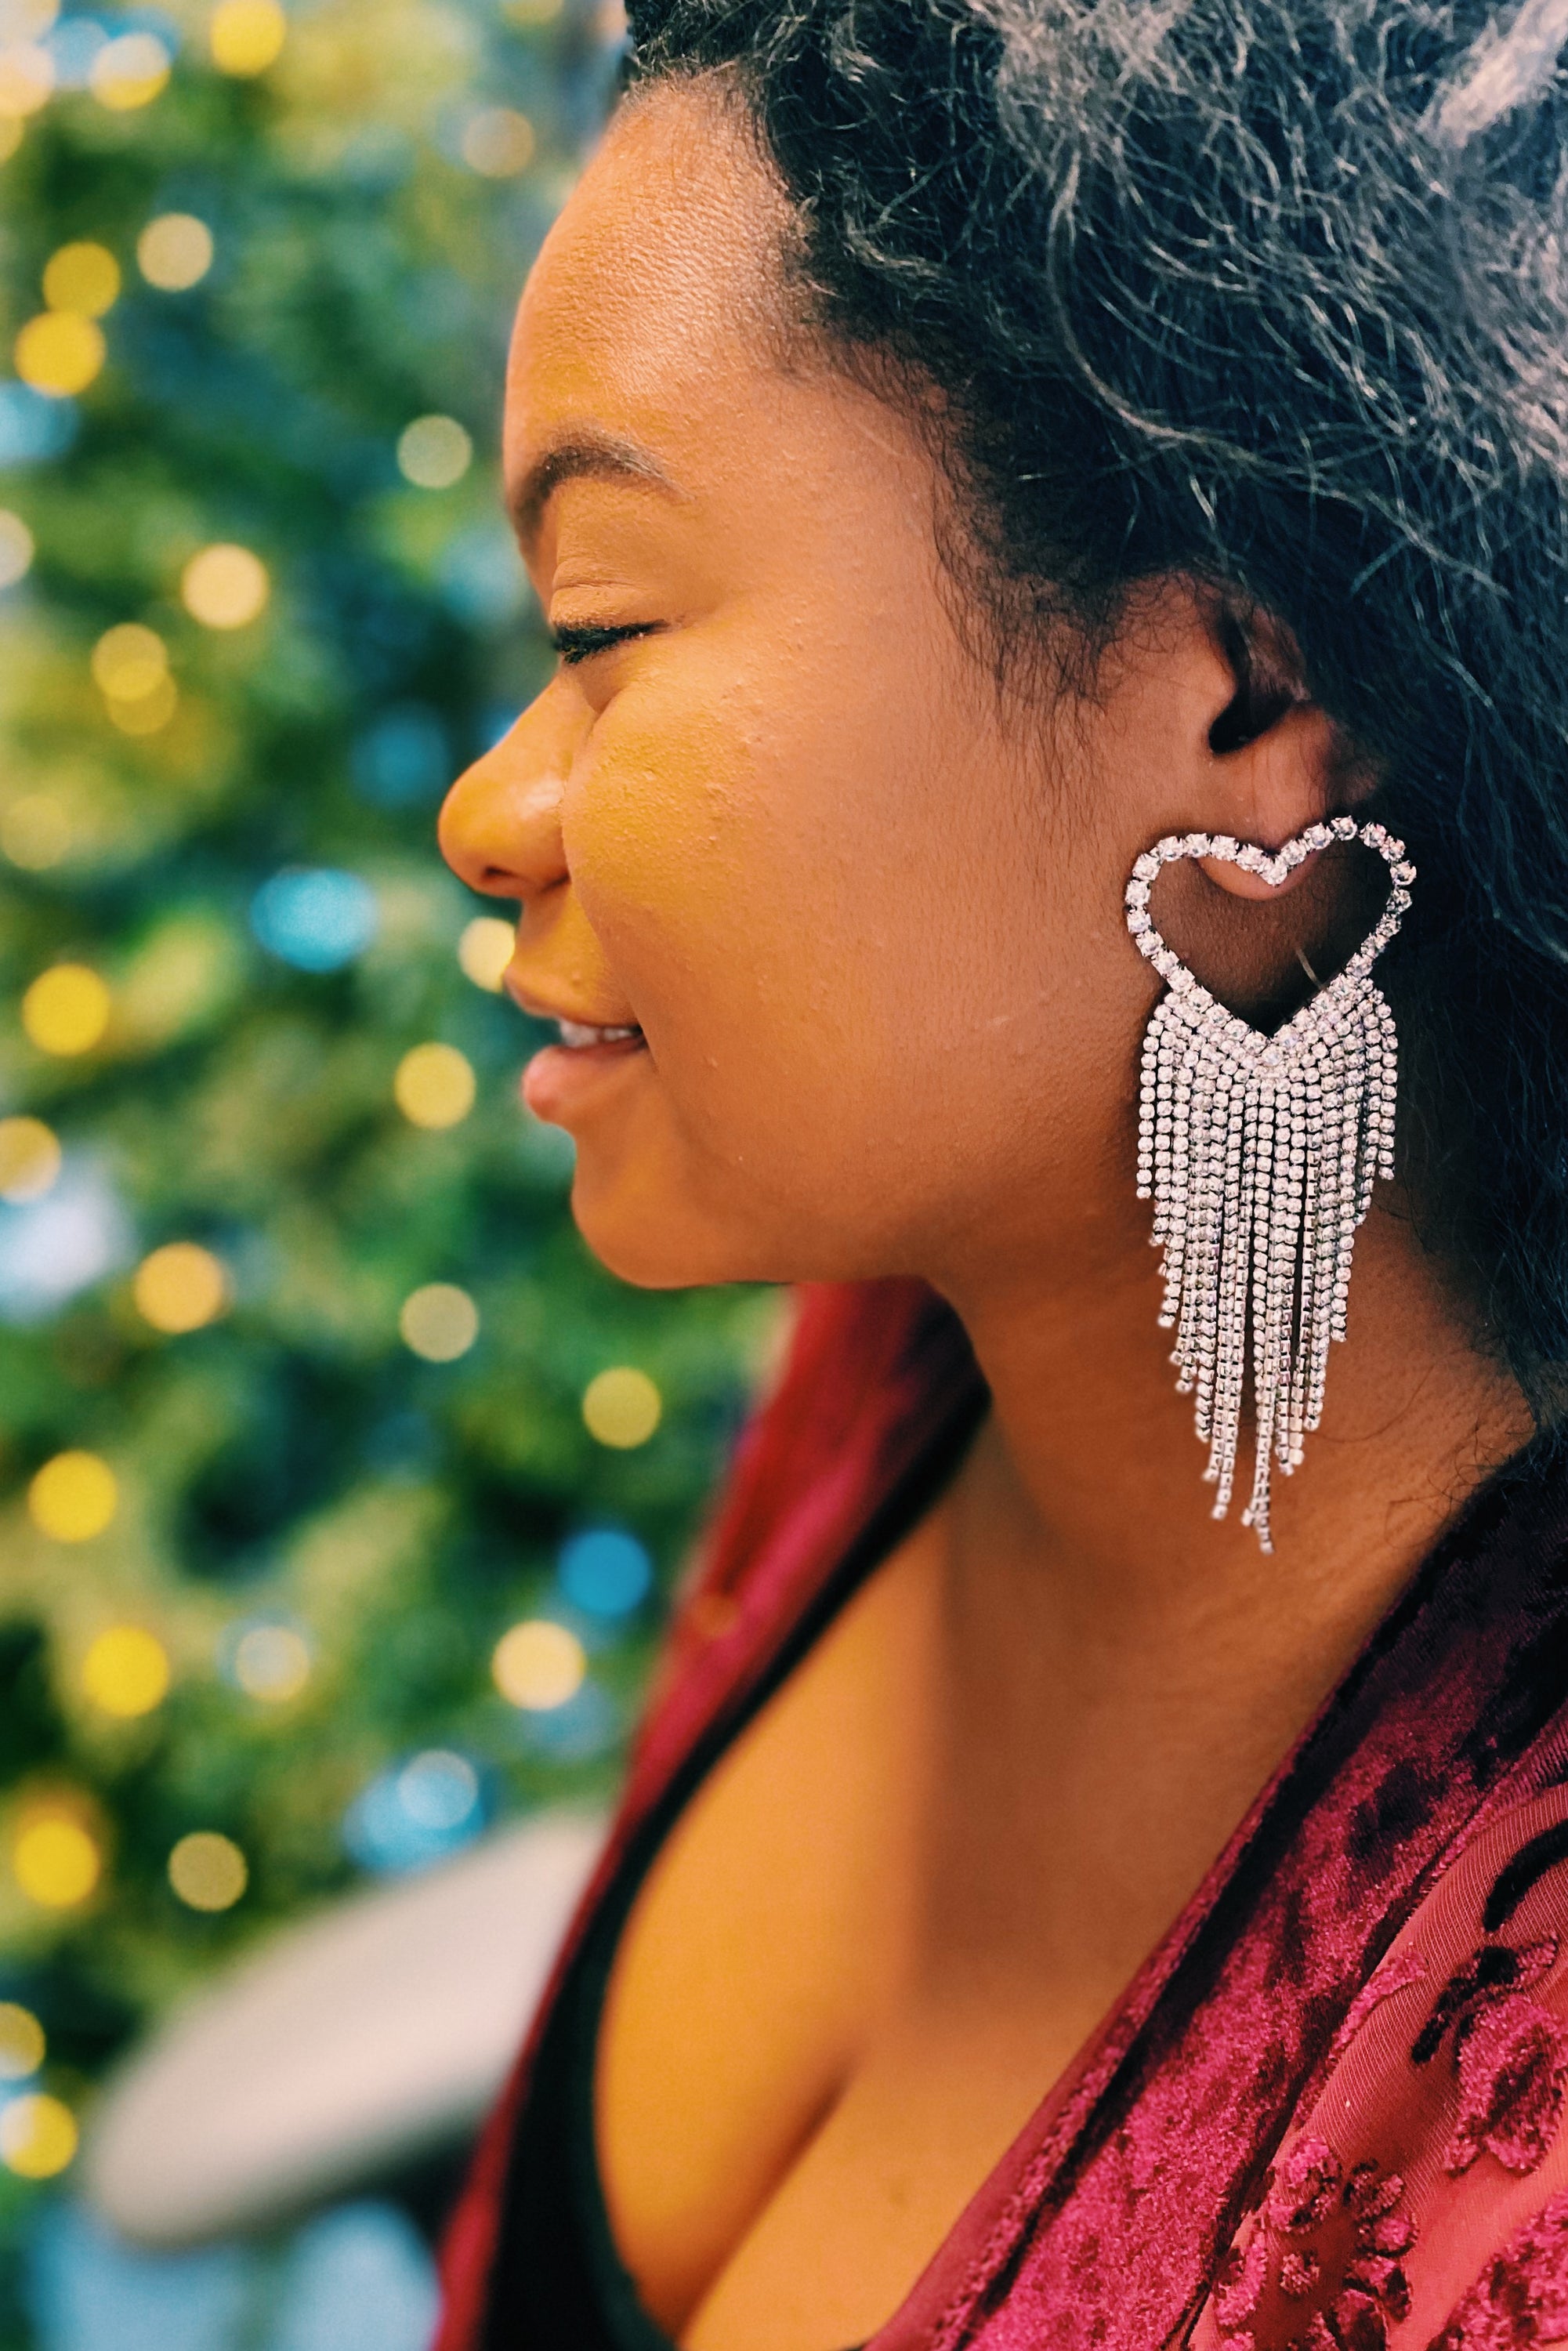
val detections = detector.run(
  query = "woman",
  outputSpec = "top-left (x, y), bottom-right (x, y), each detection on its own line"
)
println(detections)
top-left (435, 0), bottom-right (1568, 2339)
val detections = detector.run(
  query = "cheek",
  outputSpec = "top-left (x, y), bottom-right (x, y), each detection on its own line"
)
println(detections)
top-left (563, 642), bottom-right (990, 1172)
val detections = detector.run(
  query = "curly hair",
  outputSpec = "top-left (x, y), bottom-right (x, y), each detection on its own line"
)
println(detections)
top-left (623, 0), bottom-right (1568, 1411)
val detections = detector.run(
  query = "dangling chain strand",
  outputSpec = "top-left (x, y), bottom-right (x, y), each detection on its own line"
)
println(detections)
top-left (1125, 816), bottom-right (1414, 1552)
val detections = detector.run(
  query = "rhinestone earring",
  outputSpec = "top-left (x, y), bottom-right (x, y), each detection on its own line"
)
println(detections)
top-left (1124, 817), bottom-right (1415, 1551)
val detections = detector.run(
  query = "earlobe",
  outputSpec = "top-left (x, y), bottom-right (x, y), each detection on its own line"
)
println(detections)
top-left (1199, 701), bottom-right (1345, 901)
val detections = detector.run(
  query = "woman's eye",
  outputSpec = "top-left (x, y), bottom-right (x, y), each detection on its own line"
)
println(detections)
top-left (549, 621), bottom-right (658, 668)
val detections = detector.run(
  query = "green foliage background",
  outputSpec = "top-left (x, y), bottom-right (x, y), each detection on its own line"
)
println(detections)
top-left (0, 0), bottom-right (770, 2324)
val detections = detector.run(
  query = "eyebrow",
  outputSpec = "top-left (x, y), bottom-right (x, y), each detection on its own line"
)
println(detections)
top-left (508, 429), bottom-right (682, 555)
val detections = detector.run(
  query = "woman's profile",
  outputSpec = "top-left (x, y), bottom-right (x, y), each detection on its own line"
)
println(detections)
top-left (435, 0), bottom-right (1568, 2338)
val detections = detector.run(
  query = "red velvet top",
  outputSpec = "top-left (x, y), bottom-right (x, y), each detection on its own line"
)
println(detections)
top-left (435, 1279), bottom-right (1568, 2349)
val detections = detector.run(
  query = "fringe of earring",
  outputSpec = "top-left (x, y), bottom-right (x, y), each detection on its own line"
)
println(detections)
top-left (1126, 818), bottom-right (1413, 1551)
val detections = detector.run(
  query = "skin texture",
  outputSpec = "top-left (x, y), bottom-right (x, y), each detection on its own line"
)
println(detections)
top-left (440, 82), bottom-right (1532, 2351)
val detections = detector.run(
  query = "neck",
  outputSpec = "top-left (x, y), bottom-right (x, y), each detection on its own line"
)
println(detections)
top-left (930, 1187), bottom-right (1531, 1678)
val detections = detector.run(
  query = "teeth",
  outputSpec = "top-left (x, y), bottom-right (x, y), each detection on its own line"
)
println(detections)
top-left (557, 1020), bottom-right (639, 1049)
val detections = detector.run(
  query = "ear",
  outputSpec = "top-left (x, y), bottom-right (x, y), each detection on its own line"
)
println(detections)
top-left (1196, 600), bottom-right (1352, 903)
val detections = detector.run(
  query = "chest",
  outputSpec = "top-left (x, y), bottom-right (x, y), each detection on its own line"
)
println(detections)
top-left (592, 1520), bottom-right (1118, 2351)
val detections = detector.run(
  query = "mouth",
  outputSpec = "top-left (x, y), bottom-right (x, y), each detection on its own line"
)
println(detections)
top-left (556, 1019), bottom-right (644, 1051)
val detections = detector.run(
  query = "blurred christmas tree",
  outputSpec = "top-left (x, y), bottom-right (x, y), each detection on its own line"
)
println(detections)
top-left (0, 0), bottom-right (773, 2329)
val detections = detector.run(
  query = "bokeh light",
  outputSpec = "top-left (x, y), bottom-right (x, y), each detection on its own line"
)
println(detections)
top-left (13, 1813), bottom-right (101, 1909)
top-left (92, 621), bottom-right (168, 702)
top-left (458, 915), bottom-right (514, 991)
top-left (209, 0), bottom-right (287, 76)
top-left (231, 1622), bottom-right (311, 1702)
top-left (397, 415), bottom-right (472, 490)
top-left (110, 681), bottom-right (178, 736)
top-left (491, 1618), bottom-right (585, 1711)
top-left (181, 541), bottom-right (270, 628)
top-left (0, 2004), bottom-right (45, 2081)
top-left (22, 963), bottom-right (111, 1055)
top-left (343, 1750), bottom-right (484, 1875)
top-left (81, 1627), bottom-right (171, 1719)
top-left (89, 30), bottom-right (171, 109)
top-left (13, 312), bottom-right (104, 397)
top-left (460, 107), bottom-right (535, 177)
top-left (393, 1041), bottom-right (476, 1128)
top-left (0, 43), bottom-right (53, 116)
top-left (559, 1527), bottom-right (653, 1619)
top-left (581, 1365), bottom-right (662, 1449)
top-left (250, 867), bottom-right (378, 970)
top-left (42, 241), bottom-right (120, 318)
top-left (27, 1451), bottom-right (118, 1542)
top-left (0, 509), bottom-right (33, 588)
top-left (0, 2093), bottom-right (77, 2179)
top-left (0, 794), bottom-right (71, 868)
top-left (399, 1749), bottom-right (477, 1829)
top-left (0, 1115), bottom-right (61, 1203)
top-left (137, 212), bottom-right (214, 292)
top-left (168, 1831), bottom-right (248, 1911)
top-left (399, 1282), bottom-right (478, 1362)
top-left (133, 1241), bottom-right (228, 1333)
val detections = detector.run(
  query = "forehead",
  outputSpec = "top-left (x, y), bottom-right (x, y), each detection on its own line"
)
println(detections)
top-left (506, 84), bottom-right (791, 480)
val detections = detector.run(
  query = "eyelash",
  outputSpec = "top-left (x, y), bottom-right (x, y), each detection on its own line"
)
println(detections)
top-left (550, 621), bottom-right (657, 668)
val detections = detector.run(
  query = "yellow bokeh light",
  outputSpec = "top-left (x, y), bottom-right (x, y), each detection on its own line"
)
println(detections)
top-left (92, 621), bottom-right (168, 701)
top-left (0, 44), bottom-right (53, 117)
top-left (0, 2093), bottom-right (78, 2179)
top-left (0, 511), bottom-right (34, 591)
top-left (27, 1451), bottom-right (118, 1543)
top-left (2, 795), bottom-right (71, 870)
top-left (181, 542), bottom-right (269, 629)
top-left (460, 107), bottom-right (534, 177)
top-left (209, 0), bottom-right (286, 74)
top-left (133, 1241), bottom-right (227, 1334)
top-left (582, 1366), bottom-right (662, 1449)
top-left (457, 916), bottom-right (514, 992)
top-left (138, 212), bottom-right (214, 292)
top-left (0, 2005), bottom-right (45, 2081)
top-left (14, 312), bottom-right (104, 397)
top-left (0, 1117), bottom-right (60, 1204)
top-left (22, 964), bottom-right (111, 1056)
top-left (81, 1627), bottom-right (170, 1719)
top-left (13, 1817), bottom-right (101, 1909)
top-left (503, 0), bottom-right (563, 21)
top-left (397, 415), bottom-right (472, 491)
top-left (492, 1618), bottom-right (585, 1712)
top-left (89, 30), bottom-right (171, 109)
top-left (107, 675), bottom-right (178, 735)
top-left (394, 1041), bottom-right (475, 1129)
top-left (399, 1283), bottom-right (479, 1363)
top-left (168, 1831), bottom-right (247, 1911)
top-left (233, 1624), bottom-right (310, 1702)
top-left (42, 241), bottom-right (120, 320)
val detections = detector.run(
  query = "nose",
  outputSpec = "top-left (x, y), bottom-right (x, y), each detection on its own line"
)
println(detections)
top-left (438, 677), bottom-right (582, 906)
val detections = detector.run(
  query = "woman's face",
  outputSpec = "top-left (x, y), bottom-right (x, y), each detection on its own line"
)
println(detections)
top-left (440, 82), bottom-right (1255, 1296)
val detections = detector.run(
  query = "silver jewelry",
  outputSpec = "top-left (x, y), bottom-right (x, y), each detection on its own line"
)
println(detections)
top-left (1124, 818), bottom-right (1414, 1551)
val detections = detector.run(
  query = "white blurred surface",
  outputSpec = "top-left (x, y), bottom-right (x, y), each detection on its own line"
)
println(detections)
top-left (85, 1812), bottom-right (607, 2248)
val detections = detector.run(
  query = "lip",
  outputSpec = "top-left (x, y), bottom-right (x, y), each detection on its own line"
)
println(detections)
top-left (522, 1033), bottom-right (648, 1125)
top-left (502, 974), bottom-right (640, 1033)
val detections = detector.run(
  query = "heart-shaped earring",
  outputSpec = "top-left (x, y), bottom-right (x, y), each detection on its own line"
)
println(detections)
top-left (1124, 817), bottom-right (1415, 1550)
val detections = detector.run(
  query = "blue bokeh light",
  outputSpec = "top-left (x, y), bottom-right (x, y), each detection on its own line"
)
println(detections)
top-left (342, 1749), bottom-right (484, 1876)
top-left (557, 1527), bottom-right (652, 1621)
top-left (250, 869), bottom-right (378, 972)
top-left (0, 386), bottom-right (78, 468)
top-left (349, 705), bottom-right (449, 810)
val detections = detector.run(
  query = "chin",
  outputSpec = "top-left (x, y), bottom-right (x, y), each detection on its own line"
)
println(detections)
top-left (569, 1180), bottom-right (753, 1291)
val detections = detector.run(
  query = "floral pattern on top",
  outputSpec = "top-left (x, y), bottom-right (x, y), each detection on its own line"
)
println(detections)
top-left (1193, 1792), bottom-right (1568, 2351)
